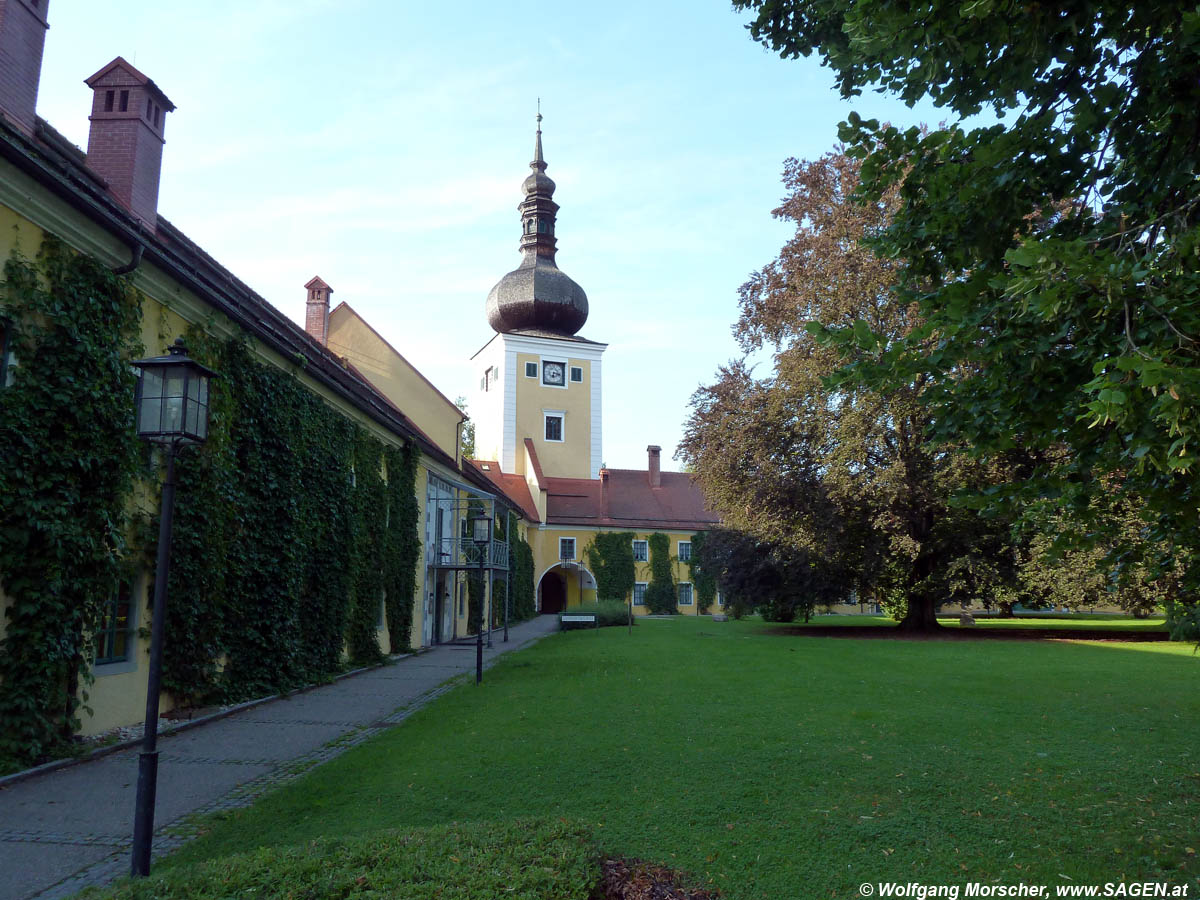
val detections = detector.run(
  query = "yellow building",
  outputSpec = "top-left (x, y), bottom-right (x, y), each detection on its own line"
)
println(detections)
top-left (466, 117), bottom-right (721, 615)
top-left (0, 7), bottom-right (509, 744)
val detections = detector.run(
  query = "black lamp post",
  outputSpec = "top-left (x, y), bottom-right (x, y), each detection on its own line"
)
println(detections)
top-left (129, 338), bottom-right (216, 877)
top-left (469, 511), bottom-right (492, 685)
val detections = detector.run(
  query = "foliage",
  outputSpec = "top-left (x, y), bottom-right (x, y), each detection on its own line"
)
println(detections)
top-left (643, 533), bottom-right (676, 615)
top-left (164, 617), bottom-right (1200, 894)
top-left (86, 819), bottom-right (598, 900)
top-left (383, 444), bottom-right (420, 652)
top-left (151, 336), bottom-right (421, 705)
top-left (585, 532), bottom-right (636, 603)
top-left (734, 0), bottom-right (1200, 630)
top-left (679, 150), bottom-right (1019, 630)
top-left (558, 600), bottom-right (631, 630)
top-left (1018, 487), bottom-right (1180, 619)
top-left (693, 528), bottom-right (845, 622)
top-left (686, 531), bottom-right (717, 613)
top-left (508, 526), bottom-right (536, 623)
top-left (454, 395), bottom-right (475, 460)
top-left (0, 238), bottom-right (143, 766)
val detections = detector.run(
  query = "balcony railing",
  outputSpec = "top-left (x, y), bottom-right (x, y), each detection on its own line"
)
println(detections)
top-left (432, 536), bottom-right (509, 571)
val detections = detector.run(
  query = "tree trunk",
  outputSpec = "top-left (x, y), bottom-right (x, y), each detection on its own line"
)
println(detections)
top-left (897, 592), bottom-right (942, 631)
top-left (897, 552), bottom-right (942, 632)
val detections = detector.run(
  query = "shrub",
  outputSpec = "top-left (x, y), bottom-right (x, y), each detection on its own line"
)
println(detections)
top-left (559, 601), bottom-right (632, 630)
top-left (84, 819), bottom-right (597, 900)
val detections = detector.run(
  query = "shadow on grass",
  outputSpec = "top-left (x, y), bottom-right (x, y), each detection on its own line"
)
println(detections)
top-left (761, 624), bottom-right (1170, 642)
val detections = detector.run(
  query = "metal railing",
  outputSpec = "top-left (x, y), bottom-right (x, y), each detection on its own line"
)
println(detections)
top-left (432, 536), bottom-right (509, 571)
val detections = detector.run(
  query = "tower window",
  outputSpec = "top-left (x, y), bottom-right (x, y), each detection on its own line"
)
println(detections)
top-left (525, 361), bottom-right (538, 378)
top-left (104, 90), bottom-right (114, 112)
top-left (537, 219), bottom-right (548, 234)
top-left (146, 97), bottom-right (153, 119)
top-left (544, 412), bottom-right (564, 442)
top-left (570, 366), bottom-right (583, 383)
top-left (119, 90), bottom-right (129, 112)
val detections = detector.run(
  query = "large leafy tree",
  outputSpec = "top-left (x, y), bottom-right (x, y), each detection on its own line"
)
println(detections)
top-left (679, 151), bottom-right (1017, 629)
top-left (734, 0), bottom-right (1200, 635)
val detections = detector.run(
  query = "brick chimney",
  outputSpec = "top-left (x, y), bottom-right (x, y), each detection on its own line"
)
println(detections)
top-left (84, 57), bottom-right (174, 229)
top-left (599, 467), bottom-right (610, 519)
top-left (0, 0), bottom-right (50, 137)
top-left (647, 445), bottom-right (661, 488)
top-left (304, 276), bottom-right (332, 345)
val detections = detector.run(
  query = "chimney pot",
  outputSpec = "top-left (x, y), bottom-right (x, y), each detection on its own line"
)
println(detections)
top-left (304, 276), bottom-right (333, 346)
top-left (647, 445), bottom-right (661, 488)
top-left (0, 0), bottom-right (51, 137)
top-left (599, 467), bottom-right (610, 519)
top-left (84, 56), bottom-right (174, 229)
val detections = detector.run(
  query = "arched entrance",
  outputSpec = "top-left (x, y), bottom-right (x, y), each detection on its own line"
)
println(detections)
top-left (537, 563), bottom-right (598, 614)
top-left (540, 569), bottom-right (566, 614)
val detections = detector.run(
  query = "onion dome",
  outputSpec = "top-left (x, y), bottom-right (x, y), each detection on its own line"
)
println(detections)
top-left (486, 112), bottom-right (588, 336)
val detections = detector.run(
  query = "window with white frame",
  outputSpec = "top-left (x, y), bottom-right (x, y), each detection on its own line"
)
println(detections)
top-left (544, 411), bottom-right (564, 442)
top-left (525, 361), bottom-right (538, 378)
top-left (570, 366), bottom-right (583, 383)
top-left (678, 582), bottom-right (694, 605)
top-left (632, 539), bottom-right (648, 562)
top-left (559, 537), bottom-right (576, 560)
top-left (633, 582), bottom-right (648, 606)
top-left (677, 540), bottom-right (692, 561)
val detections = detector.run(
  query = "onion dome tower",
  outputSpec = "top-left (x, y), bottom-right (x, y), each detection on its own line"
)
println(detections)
top-left (485, 113), bottom-right (589, 336)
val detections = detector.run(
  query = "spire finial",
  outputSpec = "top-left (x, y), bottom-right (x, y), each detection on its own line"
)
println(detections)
top-left (533, 100), bottom-right (545, 170)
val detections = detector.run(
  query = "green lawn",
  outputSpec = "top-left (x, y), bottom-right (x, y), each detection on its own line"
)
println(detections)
top-left (158, 617), bottom-right (1199, 899)
top-left (794, 613), bottom-right (1169, 631)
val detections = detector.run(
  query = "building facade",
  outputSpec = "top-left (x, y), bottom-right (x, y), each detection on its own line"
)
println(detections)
top-left (466, 116), bottom-right (721, 614)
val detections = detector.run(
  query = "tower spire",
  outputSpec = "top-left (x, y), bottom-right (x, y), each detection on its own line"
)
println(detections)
top-left (484, 108), bottom-right (589, 337)
top-left (533, 101), bottom-right (545, 170)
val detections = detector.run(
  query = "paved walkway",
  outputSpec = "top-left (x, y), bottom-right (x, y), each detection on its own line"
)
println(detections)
top-left (0, 615), bottom-right (560, 900)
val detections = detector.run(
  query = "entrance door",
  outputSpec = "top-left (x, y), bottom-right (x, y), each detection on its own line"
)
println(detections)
top-left (540, 571), bottom-right (566, 614)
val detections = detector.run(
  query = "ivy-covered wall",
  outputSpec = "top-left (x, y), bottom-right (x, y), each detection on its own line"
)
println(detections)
top-left (0, 240), bottom-right (425, 768)
top-left (162, 334), bottom-right (423, 705)
top-left (0, 238), bottom-right (144, 765)
top-left (687, 531), bottom-right (717, 614)
top-left (585, 532), bottom-right (636, 603)
top-left (644, 532), bottom-right (678, 615)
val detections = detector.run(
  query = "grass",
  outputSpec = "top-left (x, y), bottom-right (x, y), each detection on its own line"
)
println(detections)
top-left (794, 613), bottom-right (1169, 631)
top-left (84, 819), bottom-right (597, 899)
top-left (156, 617), bottom-right (1199, 899)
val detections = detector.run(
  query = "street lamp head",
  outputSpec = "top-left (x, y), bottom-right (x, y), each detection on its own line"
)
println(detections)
top-left (470, 512), bottom-right (493, 545)
top-left (132, 338), bottom-right (218, 446)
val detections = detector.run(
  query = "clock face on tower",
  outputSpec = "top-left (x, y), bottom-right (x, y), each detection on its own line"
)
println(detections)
top-left (542, 361), bottom-right (566, 386)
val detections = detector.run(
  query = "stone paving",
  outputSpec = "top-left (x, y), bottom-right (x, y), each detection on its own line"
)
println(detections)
top-left (0, 616), bottom-right (559, 900)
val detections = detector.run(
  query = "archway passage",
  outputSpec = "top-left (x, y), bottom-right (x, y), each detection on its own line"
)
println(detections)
top-left (540, 570), bottom-right (566, 614)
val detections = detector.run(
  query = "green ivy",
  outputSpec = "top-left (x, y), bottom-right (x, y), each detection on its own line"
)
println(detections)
top-left (687, 531), bottom-right (717, 614)
top-left (644, 532), bottom-right (677, 615)
top-left (585, 532), bottom-right (635, 603)
top-left (508, 528), bottom-right (536, 623)
top-left (383, 444), bottom-right (420, 653)
top-left (164, 336), bottom-right (423, 703)
top-left (0, 237), bottom-right (143, 766)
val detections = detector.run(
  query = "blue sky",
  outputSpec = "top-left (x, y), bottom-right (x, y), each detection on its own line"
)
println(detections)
top-left (35, 1), bottom-right (941, 470)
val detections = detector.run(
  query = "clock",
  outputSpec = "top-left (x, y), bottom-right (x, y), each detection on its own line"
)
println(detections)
top-left (542, 361), bottom-right (566, 386)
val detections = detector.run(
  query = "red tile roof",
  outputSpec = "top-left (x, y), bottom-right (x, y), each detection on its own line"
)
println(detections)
top-left (467, 460), bottom-right (541, 523)
top-left (546, 468), bottom-right (720, 531)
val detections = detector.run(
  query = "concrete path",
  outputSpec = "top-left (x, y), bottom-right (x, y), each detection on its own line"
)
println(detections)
top-left (0, 615), bottom-right (560, 900)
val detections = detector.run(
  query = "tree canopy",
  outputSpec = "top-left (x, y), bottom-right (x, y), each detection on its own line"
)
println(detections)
top-left (679, 150), bottom-right (1017, 629)
top-left (734, 0), bottom-right (1200, 635)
